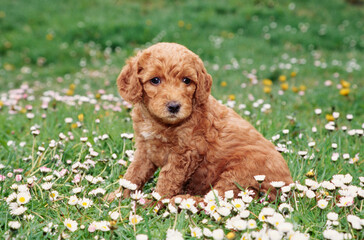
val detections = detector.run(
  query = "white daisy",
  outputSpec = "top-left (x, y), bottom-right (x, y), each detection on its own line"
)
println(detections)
top-left (247, 219), bottom-right (257, 229)
top-left (211, 229), bottom-right (224, 240)
top-left (327, 212), bottom-right (338, 221)
top-left (78, 197), bottom-right (93, 208)
top-left (151, 191), bottom-right (161, 200)
top-left (317, 199), bottom-right (328, 209)
top-left (231, 198), bottom-right (245, 212)
top-left (9, 221), bottom-right (21, 229)
top-left (204, 202), bottom-right (217, 215)
top-left (270, 181), bottom-right (285, 188)
top-left (41, 182), bottom-right (53, 190)
top-left (10, 206), bottom-right (27, 216)
top-left (267, 213), bottom-right (285, 228)
top-left (16, 192), bottom-right (31, 205)
top-left (119, 179), bottom-right (137, 190)
top-left (130, 190), bottom-right (146, 200)
top-left (226, 216), bottom-right (247, 231)
top-left (166, 229), bottom-right (183, 240)
top-left (136, 234), bottom-right (148, 240)
top-left (190, 226), bottom-right (203, 238)
top-left (203, 228), bottom-right (212, 237)
top-left (224, 190), bottom-right (234, 199)
top-left (49, 190), bottom-right (59, 201)
top-left (72, 187), bottom-right (83, 194)
top-left (68, 195), bottom-right (78, 205)
top-left (129, 214), bottom-right (143, 225)
top-left (96, 221), bottom-right (110, 231)
top-left (346, 214), bottom-right (363, 230)
top-left (24, 214), bottom-right (34, 220)
top-left (336, 196), bottom-right (354, 207)
top-left (64, 218), bottom-right (78, 232)
top-left (109, 211), bottom-right (120, 220)
top-left (254, 175), bottom-right (266, 183)
top-left (88, 188), bottom-right (106, 196)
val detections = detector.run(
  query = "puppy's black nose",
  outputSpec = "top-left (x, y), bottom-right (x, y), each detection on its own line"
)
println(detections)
top-left (166, 101), bottom-right (181, 114)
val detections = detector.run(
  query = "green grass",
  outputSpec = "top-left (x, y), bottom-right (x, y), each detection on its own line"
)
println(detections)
top-left (0, 0), bottom-right (363, 239)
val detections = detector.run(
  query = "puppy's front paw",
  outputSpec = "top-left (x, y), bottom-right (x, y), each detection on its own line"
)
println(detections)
top-left (104, 189), bottom-right (121, 202)
top-left (104, 188), bottom-right (130, 202)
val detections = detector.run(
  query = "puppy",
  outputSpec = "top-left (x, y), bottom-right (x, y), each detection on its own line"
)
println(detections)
top-left (111, 42), bottom-right (292, 202)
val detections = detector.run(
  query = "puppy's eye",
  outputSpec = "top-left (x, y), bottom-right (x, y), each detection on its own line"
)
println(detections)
top-left (182, 77), bottom-right (191, 85)
top-left (150, 77), bottom-right (161, 85)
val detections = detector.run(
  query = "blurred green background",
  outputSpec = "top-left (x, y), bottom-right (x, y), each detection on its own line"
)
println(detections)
top-left (1, 0), bottom-right (363, 93)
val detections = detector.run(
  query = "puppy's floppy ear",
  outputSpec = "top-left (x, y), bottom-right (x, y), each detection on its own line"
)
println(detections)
top-left (194, 58), bottom-right (212, 105)
top-left (116, 54), bottom-right (143, 104)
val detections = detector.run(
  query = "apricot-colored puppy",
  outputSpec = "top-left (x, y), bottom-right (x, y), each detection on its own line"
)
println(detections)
top-left (111, 42), bottom-right (292, 202)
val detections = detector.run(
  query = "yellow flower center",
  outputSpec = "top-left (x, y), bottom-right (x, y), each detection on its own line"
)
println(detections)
top-left (131, 217), bottom-right (138, 224)
top-left (235, 204), bottom-right (241, 208)
top-left (67, 223), bottom-right (72, 228)
top-left (19, 197), bottom-right (25, 203)
top-left (82, 202), bottom-right (87, 206)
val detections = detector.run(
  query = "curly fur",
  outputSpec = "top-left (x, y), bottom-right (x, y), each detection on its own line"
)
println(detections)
top-left (114, 42), bottom-right (293, 201)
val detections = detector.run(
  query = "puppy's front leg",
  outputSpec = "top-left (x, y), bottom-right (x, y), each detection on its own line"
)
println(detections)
top-left (155, 153), bottom-right (198, 198)
top-left (122, 148), bottom-right (157, 197)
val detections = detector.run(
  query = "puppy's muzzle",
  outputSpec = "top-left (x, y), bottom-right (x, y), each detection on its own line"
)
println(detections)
top-left (166, 101), bottom-right (181, 114)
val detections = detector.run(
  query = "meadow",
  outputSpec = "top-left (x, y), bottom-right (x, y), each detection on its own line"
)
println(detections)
top-left (0, 0), bottom-right (363, 239)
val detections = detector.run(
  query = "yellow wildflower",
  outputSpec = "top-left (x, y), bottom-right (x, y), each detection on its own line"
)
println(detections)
top-left (0, 11), bottom-right (6, 18)
top-left (69, 83), bottom-right (76, 90)
top-left (66, 89), bottom-right (74, 96)
top-left (263, 87), bottom-right (271, 93)
top-left (279, 75), bottom-right (286, 82)
top-left (340, 80), bottom-right (350, 88)
top-left (280, 83), bottom-right (289, 91)
top-left (71, 123), bottom-right (78, 129)
top-left (46, 33), bottom-right (54, 41)
top-left (339, 88), bottom-right (350, 96)
top-left (299, 85), bottom-right (307, 91)
top-left (292, 86), bottom-right (298, 93)
top-left (78, 113), bottom-right (84, 122)
top-left (4, 41), bottom-right (12, 49)
top-left (262, 79), bottom-right (272, 86)
top-left (4, 63), bottom-right (15, 71)
top-left (305, 169), bottom-right (315, 178)
top-left (326, 114), bottom-right (335, 121)
top-left (20, 108), bottom-right (27, 114)
top-left (228, 94), bottom-right (235, 100)
top-left (290, 71), bottom-right (297, 77)
top-left (221, 81), bottom-right (227, 87)
top-left (226, 232), bottom-right (236, 240)
top-left (178, 20), bottom-right (185, 28)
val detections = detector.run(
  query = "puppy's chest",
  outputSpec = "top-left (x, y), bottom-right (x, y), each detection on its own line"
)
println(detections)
top-left (137, 122), bottom-right (170, 142)
top-left (136, 122), bottom-right (196, 165)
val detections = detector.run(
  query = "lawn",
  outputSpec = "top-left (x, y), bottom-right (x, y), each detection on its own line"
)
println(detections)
top-left (0, 0), bottom-right (363, 239)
